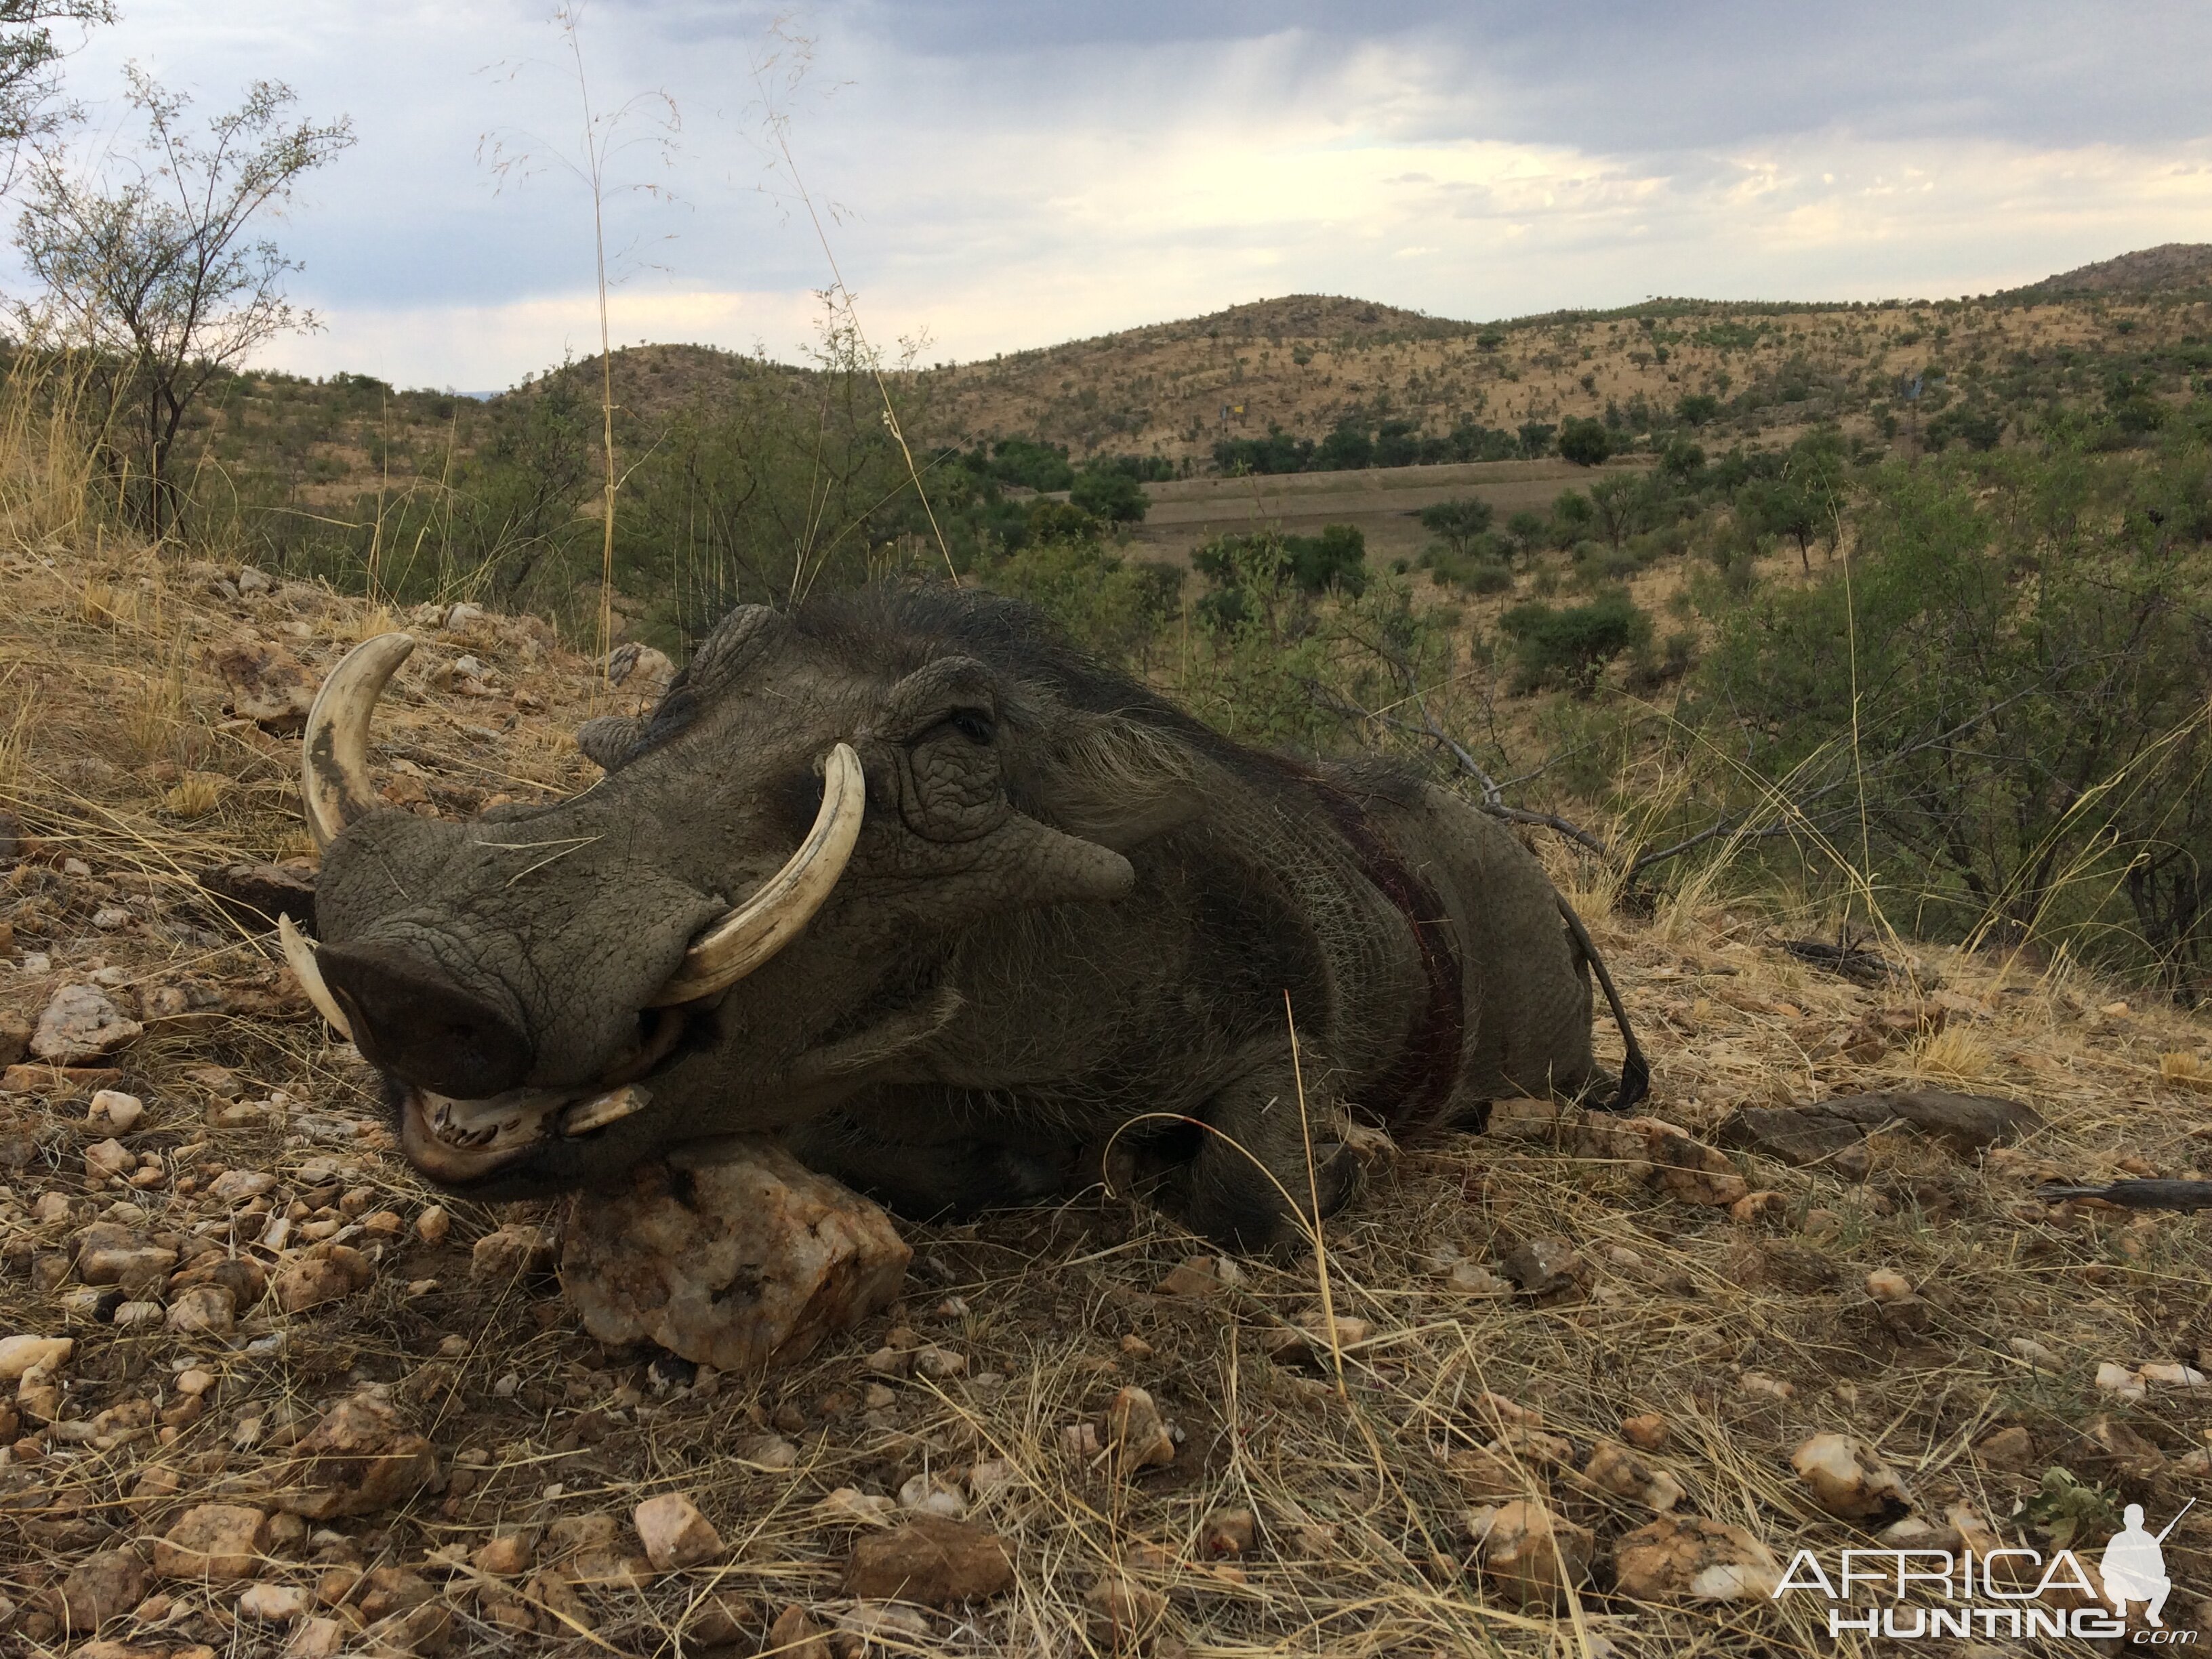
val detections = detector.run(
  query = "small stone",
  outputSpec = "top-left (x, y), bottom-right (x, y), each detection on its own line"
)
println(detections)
top-left (2095, 1361), bottom-right (2147, 1401)
top-left (1445, 1261), bottom-right (1511, 1294)
top-left (819, 1487), bottom-right (899, 1524)
top-left (1498, 1236), bottom-right (1584, 1297)
top-left (1974, 1425), bottom-right (2036, 1472)
top-left (562, 1147), bottom-right (909, 1372)
top-left (473, 1533), bottom-right (535, 1576)
top-left (1156, 1254), bottom-right (1242, 1297)
top-left (1200, 1508), bottom-right (1256, 1557)
top-left (54, 1548), bottom-right (149, 1631)
top-left (89, 1090), bottom-right (144, 1130)
top-left (737, 1433), bottom-right (798, 1469)
top-left (0, 1335), bottom-right (71, 1381)
top-left (2139, 1361), bottom-right (2209, 1389)
top-left (2009, 1336), bottom-right (2060, 1369)
top-left (239, 1582), bottom-right (310, 1622)
top-left (272, 1391), bottom-right (438, 1519)
top-left (154, 1502), bottom-right (270, 1580)
top-left (271, 1244), bottom-right (373, 1313)
top-left (899, 1473), bottom-right (968, 1519)
top-left (634, 1492), bottom-right (725, 1570)
top-left (1613, 1515), bottom-right (1783, 1603)
top-left (1579, 1439), bottom-right (1685, 1511)
top-left (414, 1205), bottom-right (451, 1244)
top-left (1104, 1385), bottom-right (1177, 1471)
top-left (1472, 1498), bottom-right (1593, 1608)
top-left (2085, 1412), bottom-right (2166, 1479)
top-left (1865, 1268), bottom-right (1912, 1302)
top-left (209, 1168), bottom-right (277, 1204)
top-left (685, 1588), bottom-right (758, 1648)
top-left (764, 1605), bottom-right (830, 1659)
top-left (1790, 1433), bottom-right (1912, 1521)
top-left (1085, 1573), bottom-right (1168, 1643)
top-left (167, 1284), bottom-right (237, 1336)
top-left (1738, 1370), bottom-right (1796, 1402)
top-left (1621, 1412), bottom-right (1671, 1451)
top-left (843, 1517), bottom-right (1015, 1604)
top-left (82, 1137), bottom-right (134, 1182)
top-left (471, 1223), bottom-right (557, 1279)
top-left (30, 983), bottom-right (142, 1063)
top-left (176, 1368), bottom-right (216, 1396)
top-left (112, 1299), bottom-right (163, 1328)
top-left (288, 1616), bottom-right (347, 1658)
top-left (76, 1221), bottom-right (176, 1285)
top-left (914, 1345), bottom-right (968, 1379)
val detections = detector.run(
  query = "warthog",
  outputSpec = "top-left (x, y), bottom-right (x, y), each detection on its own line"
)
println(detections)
top-left (289, 586), bottom-right (1644, 1249)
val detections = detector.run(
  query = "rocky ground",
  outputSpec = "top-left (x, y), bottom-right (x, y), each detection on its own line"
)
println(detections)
top-left (3, 539), bottom-right (2212, 1658)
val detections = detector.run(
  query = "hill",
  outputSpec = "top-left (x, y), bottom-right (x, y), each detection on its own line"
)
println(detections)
top-left (2011, 243), bottom-right (2212, 297)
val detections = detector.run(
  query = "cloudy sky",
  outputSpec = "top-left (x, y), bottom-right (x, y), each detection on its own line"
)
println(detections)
top-left (22, 1), bottom-right (2212, 390)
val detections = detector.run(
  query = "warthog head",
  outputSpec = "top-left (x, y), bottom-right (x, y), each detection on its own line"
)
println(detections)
top-left (291, 592), bottom-right (1170, 1197)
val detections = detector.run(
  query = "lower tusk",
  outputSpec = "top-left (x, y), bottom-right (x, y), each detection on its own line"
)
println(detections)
top-left (560, 1084), bottom-right (652, 1137)
top-left (280, 914), bottom-right (354, 1041)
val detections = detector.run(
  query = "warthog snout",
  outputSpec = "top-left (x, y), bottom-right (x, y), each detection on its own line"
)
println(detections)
top-left (317, 939), bottom-right (533, 1099)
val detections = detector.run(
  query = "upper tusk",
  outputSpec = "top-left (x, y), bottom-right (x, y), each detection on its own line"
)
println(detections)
top-left (647, 742), bottom-right (866, 1006)
top-left (280, 914), bottom-right (354, 1041)
top-left (300, 632), bottom-right (415, 850)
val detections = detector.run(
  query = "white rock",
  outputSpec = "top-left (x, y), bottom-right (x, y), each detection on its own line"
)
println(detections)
top-left (0, 1334), bottom-right (71, 1382)
top-left (2009, 1336), bottom-right (2061, 1369)
top-left (30, 983), bottom-right (142, 1063)
top-left (2139, 1362), bottom-right (2209, 1389)
top-left (2095, 1361), bottom-right (2148, 1401)
top-left (89, 1090), bottom-right (145, 1130)
top-left (899, 1473), bottom-right (968, 1519)
top-left (562, 1143), bottom-right (910, 1373)
top-left (1790, 1433), bottom-right (1913, 1519)
top-left (633, 1492), bottom-right (724, 1570)
top-left (239, 1582), bottom-right (309, 1621)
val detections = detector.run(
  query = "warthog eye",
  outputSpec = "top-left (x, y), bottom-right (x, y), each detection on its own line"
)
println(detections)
top-left (943, 710), bottom-right (995, 745)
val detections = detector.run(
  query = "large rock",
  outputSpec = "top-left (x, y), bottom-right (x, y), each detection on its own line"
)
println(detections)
top-left (30, 984), bottom-right (142, 1064)
top-left (1471, 1499), bottom-right (1593, 1608)
top-left (562, 1143), bottom-right (910, 1373)
top-left (271, 1391), bottom-right (437, 1519)
top-left (214, 638), bottom-right (315, 731)
top-left (843, 1517), bottom-right (1015, 1604)
top-left (52, 1547), bottom-right (149, 1631)
top-left (1790, 1432), bottom-right (1914, 1521)
top-left (155, 1502), bottom-right (270, 1580)
top-left (1613, 1515), bottom-right (1782, 1602)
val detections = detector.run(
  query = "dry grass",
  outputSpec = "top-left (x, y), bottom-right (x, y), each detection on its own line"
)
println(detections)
top-left (3, 468), bottom-right (2211, 1657)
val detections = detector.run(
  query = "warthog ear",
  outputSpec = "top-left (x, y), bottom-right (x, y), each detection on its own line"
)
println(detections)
top-left (1024, 712), bottom-right (1203, 852)
top-left (576, 715), bottom-right (646, 771)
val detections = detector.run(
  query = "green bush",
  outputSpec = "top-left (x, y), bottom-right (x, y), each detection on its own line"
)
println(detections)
top-left (1500, 589), bottom-right (1651, 695)
top-left (1416, 496), bottom-right (1494, 555)
top-left (1558, 416), bottom-right (1613, 467)
top-left (1070, 466), bottom-right (1149, 523)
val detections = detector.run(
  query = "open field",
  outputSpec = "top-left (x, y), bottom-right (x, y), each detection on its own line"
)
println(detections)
top-left (5, 508), bottom-right (2212, 1656)
top-left (1087, 459), bottom-right (1650, 567)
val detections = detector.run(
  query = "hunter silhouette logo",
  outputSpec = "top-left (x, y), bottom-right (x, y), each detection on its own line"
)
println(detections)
top-left (1773, 1498), bottom-right (2197, 1643)
top-left (2104, 1501), bottom-right (2192, 1629)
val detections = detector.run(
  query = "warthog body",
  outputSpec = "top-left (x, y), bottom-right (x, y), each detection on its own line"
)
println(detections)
top-left (307, 586), bottom-right (1642, 1248)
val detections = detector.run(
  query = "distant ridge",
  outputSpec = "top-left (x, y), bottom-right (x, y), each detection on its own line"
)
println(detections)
top-left (2012, 243), bottom-right (2212, 297)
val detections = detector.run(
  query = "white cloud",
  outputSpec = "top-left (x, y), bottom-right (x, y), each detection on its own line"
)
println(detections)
top-left (20, 3), bottom-right (2212, 389)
